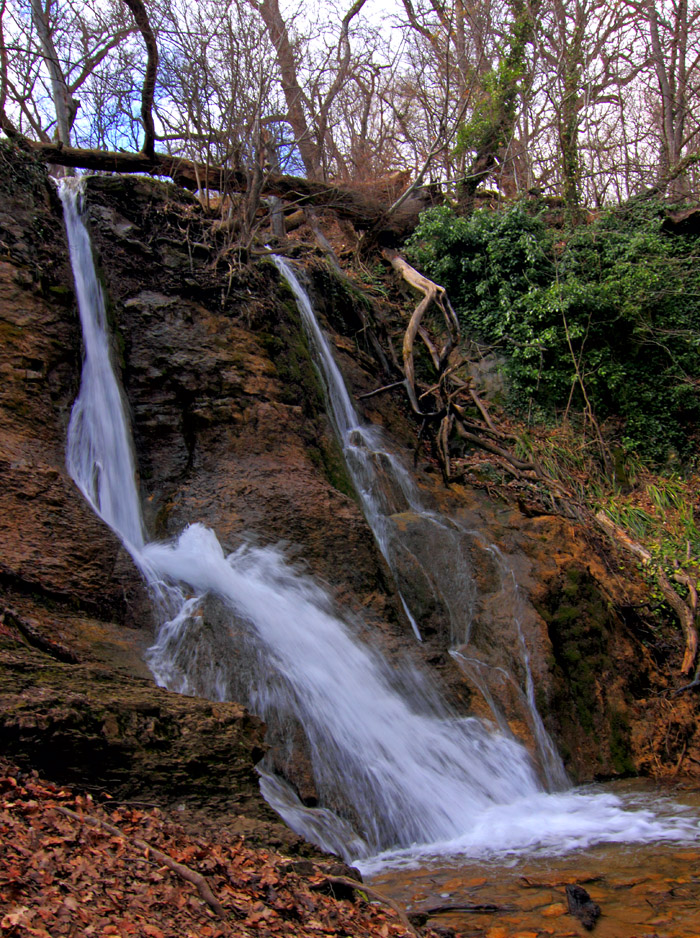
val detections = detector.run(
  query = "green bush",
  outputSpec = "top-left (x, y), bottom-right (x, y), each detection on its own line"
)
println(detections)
top-left (406, 199), bottom-right (700, 464)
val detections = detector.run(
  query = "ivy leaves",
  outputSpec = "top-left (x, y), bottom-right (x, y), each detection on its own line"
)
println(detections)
top-left (407, 199), bottom-right (700, 464)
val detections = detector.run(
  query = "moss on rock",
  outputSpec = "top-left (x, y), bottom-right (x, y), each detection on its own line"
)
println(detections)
top-left (540, 565), bottom-right (635, 779)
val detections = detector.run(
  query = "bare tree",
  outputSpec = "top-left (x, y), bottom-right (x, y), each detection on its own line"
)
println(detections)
top-left (534, 0), bottom-right (645, 209)
top-left (644, 0), bottom-right (700, 197)
top-left (2, 0), bottom-right (697, 208)
top-left (2, 0), bottom-right (134, 147)
top-left (30, 0), bottom-right (75, 144)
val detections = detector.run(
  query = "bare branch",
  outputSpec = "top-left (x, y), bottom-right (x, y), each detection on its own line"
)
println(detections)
top-left (121, 0), bottom-right (158, 158)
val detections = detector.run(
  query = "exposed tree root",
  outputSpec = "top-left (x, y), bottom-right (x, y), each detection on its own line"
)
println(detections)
top-left (383, 248), bottom-right (547, 484)
top-left (381, 249), bottom-right (700, 682)
top-left (381, 248), bottom-right (458, 417)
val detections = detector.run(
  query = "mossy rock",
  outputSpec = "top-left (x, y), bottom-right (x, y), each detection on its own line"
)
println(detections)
top-left (540, 565), bottom-right (635, 779)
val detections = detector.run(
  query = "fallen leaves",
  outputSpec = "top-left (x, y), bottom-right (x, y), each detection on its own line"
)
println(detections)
top-left (0, 761), bottom-right (437, 938)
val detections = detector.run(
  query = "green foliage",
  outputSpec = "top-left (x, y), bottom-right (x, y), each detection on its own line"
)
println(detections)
top-left (597, 474), bottom-right (700, 603)
top-left (406, 198), bottom-right (700, 464)
top-left (455, 60), bottom-right (523, 157)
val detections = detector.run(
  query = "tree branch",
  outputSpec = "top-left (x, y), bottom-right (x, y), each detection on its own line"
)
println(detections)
top-left (55, 806), bottom-right (225, 918)
top-left (319, 876), bottom-right (420, 938)
top-left (595, 510), bottom-right (699, 675)
top-left (121, 0), bottom-right (158, 158)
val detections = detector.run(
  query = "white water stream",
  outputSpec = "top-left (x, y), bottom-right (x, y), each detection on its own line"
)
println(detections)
top-left (59, 179), bottom-right (698, 869)
top-left (272, 256), bottom-right (568, 790)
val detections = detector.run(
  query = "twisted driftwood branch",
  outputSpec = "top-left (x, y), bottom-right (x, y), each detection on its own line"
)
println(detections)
top-left (382, 249), bottom-right (459, 417)
top-left (56, 806), bottom-right (225, 918)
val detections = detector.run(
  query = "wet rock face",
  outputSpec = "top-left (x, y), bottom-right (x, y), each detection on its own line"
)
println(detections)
top-left (541, 566), bottom-right (638, 778)
top-left (2, 145), bottom-right (699, 821)
top-left (82, 176), bottom-right (399, 632)
top-left (0, 159), bottom-right (413, 812)
top-left (0, 147), bottom-right (145, 623)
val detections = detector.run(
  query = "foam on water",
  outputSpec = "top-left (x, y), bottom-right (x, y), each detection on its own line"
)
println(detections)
top-left (360, 787), bottom-right (699, 873)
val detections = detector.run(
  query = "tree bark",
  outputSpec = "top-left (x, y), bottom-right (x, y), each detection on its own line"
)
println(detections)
top-left (17, 137), bottom-right (390, 225)
top-left (30, 0), bottom-right (74, 147)
top-left (121, 0), bottom-right (158, 158)
top-left (255, 0), bottom-right (322, 179)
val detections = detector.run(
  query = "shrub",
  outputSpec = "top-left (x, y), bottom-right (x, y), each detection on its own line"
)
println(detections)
top-left (406, 199), bottom-right (700, 464)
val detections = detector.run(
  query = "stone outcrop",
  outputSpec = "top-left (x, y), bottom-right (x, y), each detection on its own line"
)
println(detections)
top-left (0, 609), bottom-right (267, 816)
top-left (0, 150), bottom-right (145, 622)
top-left (1, 141), bottom-right (698, 833)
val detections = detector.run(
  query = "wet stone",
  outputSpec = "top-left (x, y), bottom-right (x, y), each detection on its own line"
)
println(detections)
top-left (565, 884), bottom-right (601, 930)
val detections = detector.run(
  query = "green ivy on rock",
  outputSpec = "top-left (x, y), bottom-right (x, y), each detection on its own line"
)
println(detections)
top-left (406, 199), bottom-right (700, 464)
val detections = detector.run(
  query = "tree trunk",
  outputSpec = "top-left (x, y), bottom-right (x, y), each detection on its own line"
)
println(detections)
top-left (19, 137), bottom-right (394, 228)
top-left (30, 0), bottom-right (74, 148)
top-left (257, 0), bottom-right (322, 179)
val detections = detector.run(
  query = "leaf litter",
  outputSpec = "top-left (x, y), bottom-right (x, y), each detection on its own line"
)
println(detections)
top-left (0, 761), bottom-right (449, 938)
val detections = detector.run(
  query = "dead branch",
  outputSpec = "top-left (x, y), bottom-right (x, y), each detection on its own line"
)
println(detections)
top-left (417, 325), bottom-right (442, 371)
top-left (438, 413), bottom-right (453, 479)
top-left (320, 876), bottom-right (421, 938)
top-left (453, 421), bottom-right (533, 477)
top-left (421, 902), bottom-right (503, 915)
top-left (55, 806), bottom-right (225, 918)
top-left (595, 511), bottom-right (698, 675)
top-left (382, 249), bottom-right (457, 416)
top-left (470, 387), bottom-right (500, 436)
top-left (357, 380), bottom-right (407, 400)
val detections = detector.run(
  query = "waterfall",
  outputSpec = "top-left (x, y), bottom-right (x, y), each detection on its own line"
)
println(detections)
top-left (64, 181), bottom-right (145, 550)
top-left (59, 179), bottom-right (697, 868)
top-left (272, 256), bottom-right (568, 790)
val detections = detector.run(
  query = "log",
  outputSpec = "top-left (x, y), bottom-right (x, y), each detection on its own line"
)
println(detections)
top-left (15, 139), bottom-right (389, 228)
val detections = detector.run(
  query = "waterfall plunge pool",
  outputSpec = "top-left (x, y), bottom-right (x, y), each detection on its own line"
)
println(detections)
top-left (368, 781), bottom-right (700, 937)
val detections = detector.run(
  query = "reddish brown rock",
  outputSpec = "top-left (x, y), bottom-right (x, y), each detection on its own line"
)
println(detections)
top-left (1, 144), bottom-right (699, 829)
top-left (0, 150), bottom-right (146, 624)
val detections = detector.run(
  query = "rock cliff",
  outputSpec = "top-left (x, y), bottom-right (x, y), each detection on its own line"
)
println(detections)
top-left (1, 143), bottom-right (697, 833)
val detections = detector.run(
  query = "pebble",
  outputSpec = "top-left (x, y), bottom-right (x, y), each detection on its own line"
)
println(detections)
top-left (541, 902), bottom-right (567, 917)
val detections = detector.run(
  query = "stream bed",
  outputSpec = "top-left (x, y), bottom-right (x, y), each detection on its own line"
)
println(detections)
top-left (369, 781), bottom-right (700, 937)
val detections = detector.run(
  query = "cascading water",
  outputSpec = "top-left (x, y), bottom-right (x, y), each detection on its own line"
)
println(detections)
top-left (64, 182), bottom-right (145, 551)
top-left (59, 179), bottom-right (698, 870)
top-left (272, 256), bottom-right (568, 789)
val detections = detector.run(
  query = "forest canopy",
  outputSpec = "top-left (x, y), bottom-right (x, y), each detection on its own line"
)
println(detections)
top-left (1, 0), bottom-right (699, 208)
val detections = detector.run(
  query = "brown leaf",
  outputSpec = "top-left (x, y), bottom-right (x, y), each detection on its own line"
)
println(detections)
top-left (142, 925), bottom-right (165, 938)
top-left (1, 906), bottom-right (32, 929)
